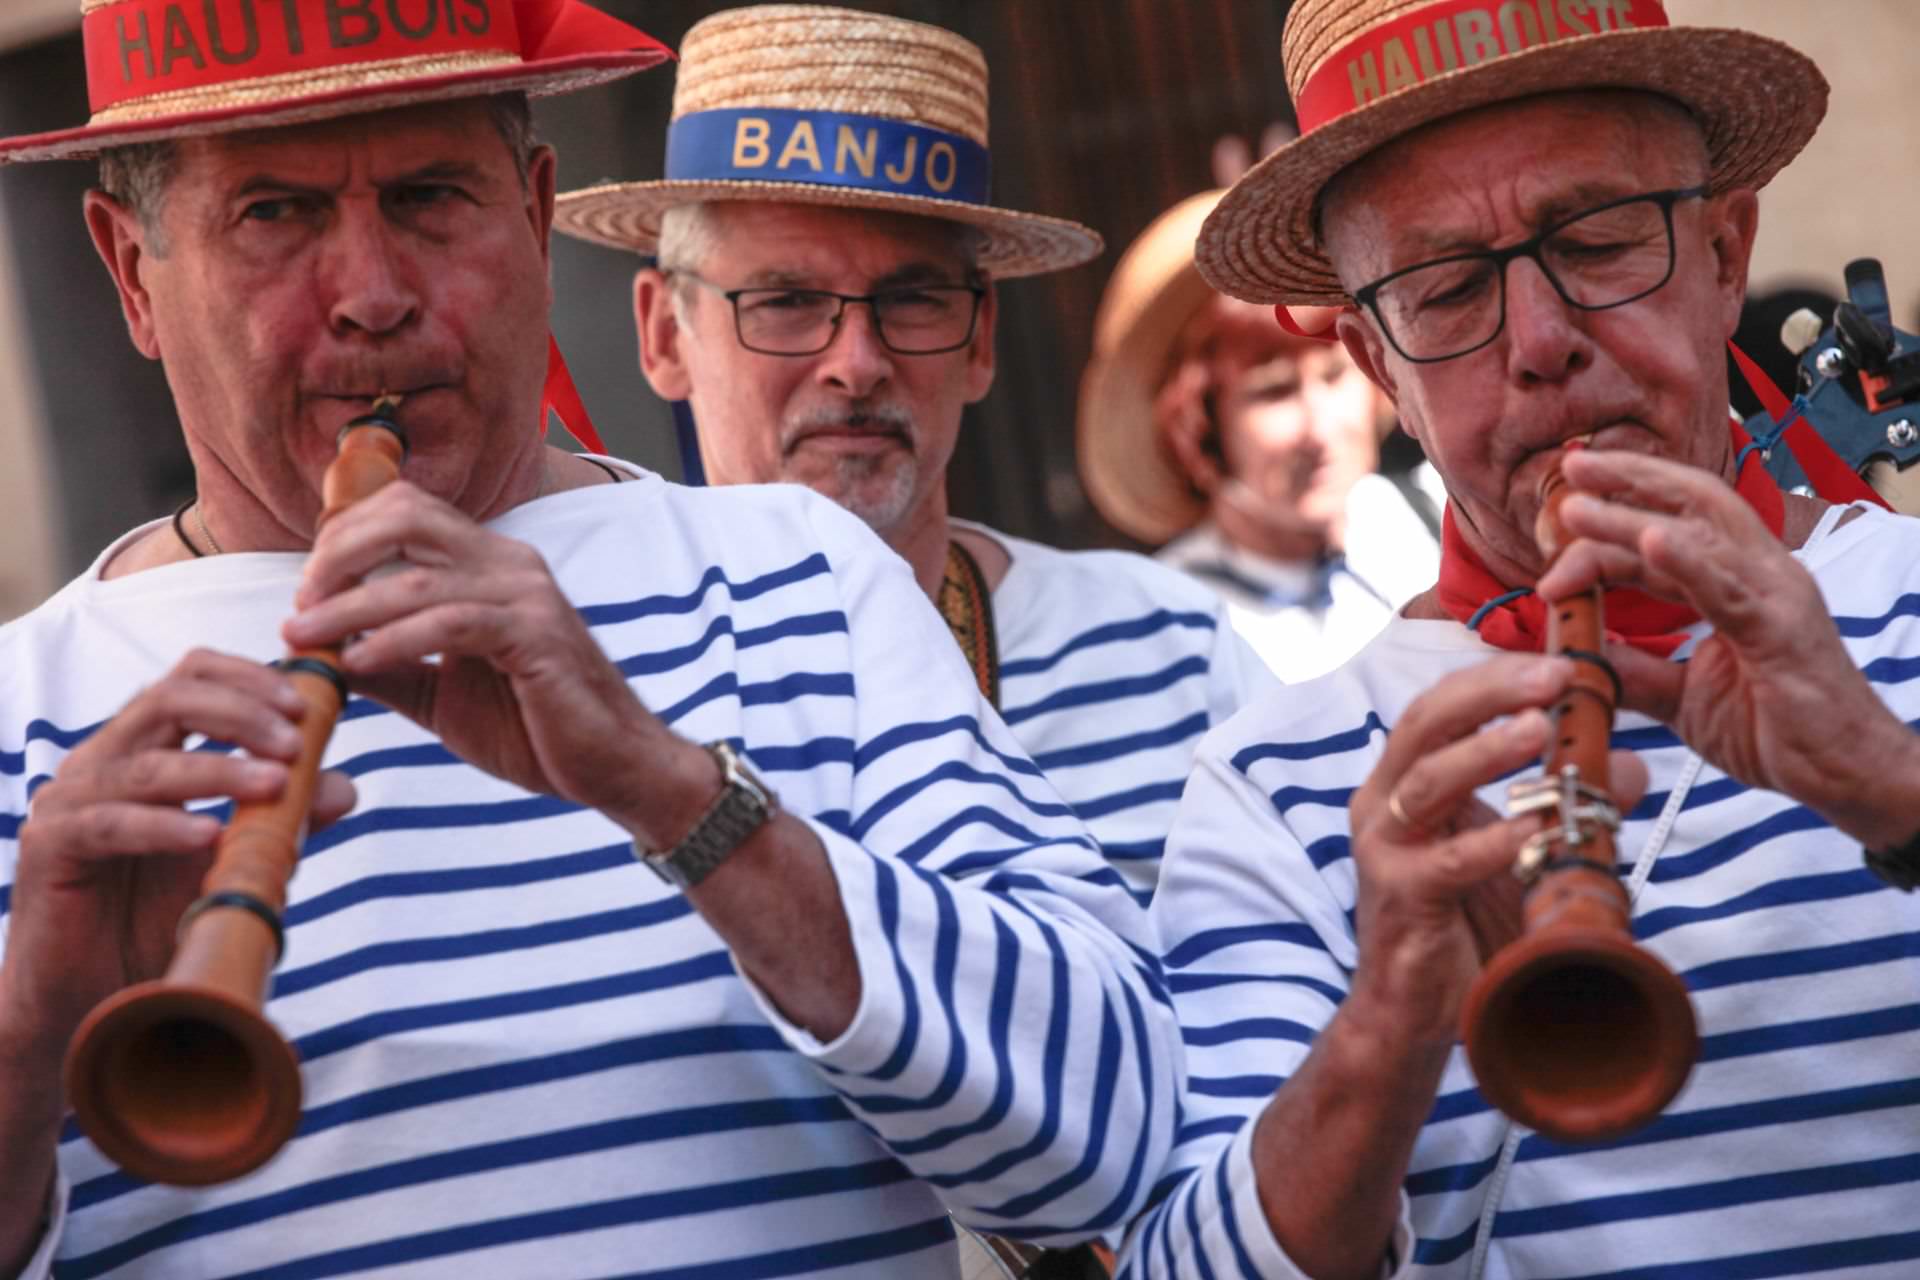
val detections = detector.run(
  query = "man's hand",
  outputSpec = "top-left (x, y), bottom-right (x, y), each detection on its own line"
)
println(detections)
top-left (1538, 448), bottom-right (1920, 849)
top-left (1248, 653), bottom-right (1649, 1280)
top-left (284, 482), bottom-right (715, 849)
top-left (284, 481), bottom-right (861, 1038)
top-left (5, 651), bottom-right (355, 1049)
top-left (1342, 654), bottom-right (1651, 1047)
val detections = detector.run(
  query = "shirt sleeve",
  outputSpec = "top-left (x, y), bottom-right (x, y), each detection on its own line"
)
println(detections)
top-left (1204, 599), bottom-right (1281, 717)
top-left (1116, 741), bottom-right (1413, 1278)
top-left (735, 496), bottom-right (1184, 1247)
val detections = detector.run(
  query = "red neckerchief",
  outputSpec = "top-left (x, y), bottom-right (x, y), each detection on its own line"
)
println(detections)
top-left (1435, 420), bottom-right (1786, 657)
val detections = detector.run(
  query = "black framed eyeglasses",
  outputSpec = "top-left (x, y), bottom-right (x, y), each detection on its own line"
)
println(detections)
top-left (674, 273), bottom-right (987, 356)
top-left (1351, 185), bottom-right (1710, 364)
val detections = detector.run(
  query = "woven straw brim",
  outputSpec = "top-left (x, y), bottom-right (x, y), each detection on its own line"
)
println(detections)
top-left (1198, 27), bottom-right (1828, 305)
top-left (1078, 301), bottom-right (1211, 545)
top-left (553, 179), bottom-right (1103, 279)
top-left (1077, 191), bottom-right (1223, 543)
top-left (0, 51), bottom-right (667, 165)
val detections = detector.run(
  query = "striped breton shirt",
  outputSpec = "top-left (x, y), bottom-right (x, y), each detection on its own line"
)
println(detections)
top-left (1123, 501), bottom-right (1920, 1279)
top-left (0, 473), bottom-right (1180, 1279)
top-left (958, 521), bottom-right (1276, 907)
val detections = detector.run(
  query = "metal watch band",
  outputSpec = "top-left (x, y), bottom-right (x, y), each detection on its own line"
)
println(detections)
top-left (1864, 826), bottom-right (1920, 892)
top-left (635, 741), bottom-right (778, 890)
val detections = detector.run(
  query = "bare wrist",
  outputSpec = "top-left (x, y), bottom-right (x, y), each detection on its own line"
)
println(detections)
top-left (604, 732), bottom-right (725, 852)
top-left (1810, 716), bottom-right (1920, 850)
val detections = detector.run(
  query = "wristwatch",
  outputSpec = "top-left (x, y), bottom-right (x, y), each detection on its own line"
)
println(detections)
top-left (635, 741), bottom-right (779, 890)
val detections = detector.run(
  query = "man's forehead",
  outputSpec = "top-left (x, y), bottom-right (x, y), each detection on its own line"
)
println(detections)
top-left (1320, 90), bottom-right (1704, 268)
top-left (176, 99), bottom-right (507, 182)
top-left (705, 201), bottom-right (975, 275)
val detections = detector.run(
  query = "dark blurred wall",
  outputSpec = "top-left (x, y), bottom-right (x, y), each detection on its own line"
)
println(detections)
top-left (0, 39), bottom-right (184, 574)
top-left (0, 1), bottom-right (1297, 576)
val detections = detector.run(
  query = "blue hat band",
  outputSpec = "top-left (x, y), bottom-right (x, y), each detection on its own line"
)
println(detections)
top-left (665, 107), bottom-right (991, 205)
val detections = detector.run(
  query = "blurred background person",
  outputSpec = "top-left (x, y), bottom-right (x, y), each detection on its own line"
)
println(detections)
top-left (1080, 182), bottom-right (1439, 681)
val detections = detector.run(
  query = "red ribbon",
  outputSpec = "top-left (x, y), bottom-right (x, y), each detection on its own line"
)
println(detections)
top-left (1435, 418), bottom-right (1785, 657)
top-left (543, 335), bottom-right (605, 454)
top-left (1726, 339), bottom-right (1888, 510)
top-left (1273, 304), bottom-right (1343, 343)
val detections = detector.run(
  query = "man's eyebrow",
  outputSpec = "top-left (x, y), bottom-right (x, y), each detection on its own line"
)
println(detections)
top-left (870, 261), bottom-right (968, 290)
top-left (228, 173), bottom-right (331, 198)
top-left (1528, 180), bottom-right (1664, 226)
top-left (379, 160), bottom-right (490, 187)
top-left (222, 160), bottom-right (489, 199)
top-left (734, 261), bottom-right (968, 291)
top-left (737, 269), bottom-right (817, 289)
top-left (1385, 180), bottom-right (1678, 261)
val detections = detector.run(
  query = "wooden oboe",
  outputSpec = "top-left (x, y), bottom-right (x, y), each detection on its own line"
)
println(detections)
top-left (1458, 457), bottom-right (1699, 1143)
top-left (64, 401), bottom-right (409, 1186)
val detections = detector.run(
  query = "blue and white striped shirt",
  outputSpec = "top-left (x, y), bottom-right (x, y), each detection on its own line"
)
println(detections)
top-left (964, 522), bottom-right (1274, 907)
top-left (2, 474), bottom-right (1180, 1278)
top-left (1125, 502), bottom-right (1920, 1279)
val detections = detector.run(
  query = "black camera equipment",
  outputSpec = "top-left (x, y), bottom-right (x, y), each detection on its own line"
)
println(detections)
top-left (1751, 259), bottom-right (1920, 498)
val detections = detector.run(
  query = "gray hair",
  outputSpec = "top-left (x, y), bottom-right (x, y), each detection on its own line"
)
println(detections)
top-left (96, 93), bottom-right (538, 255)
top-left (655, 201), bottom-right (991, 333)
top-left (656, 201), bottom-right (725, 280)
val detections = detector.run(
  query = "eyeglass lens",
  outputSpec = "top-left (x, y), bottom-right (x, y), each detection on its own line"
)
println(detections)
top-left (1370, 195), bottom-right (1680, 361)
top-left (734, 287), bottom-right (980, 355)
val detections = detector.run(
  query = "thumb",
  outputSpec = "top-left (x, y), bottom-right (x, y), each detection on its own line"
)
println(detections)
top-left (1608, 641), bottom-right (1685, 726)
top-left (311, 769), bottom-right (359, 830)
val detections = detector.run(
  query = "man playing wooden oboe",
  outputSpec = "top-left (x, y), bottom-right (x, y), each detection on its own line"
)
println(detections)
top-left (1124, 2), bottom-right (1920, 1276)
top-left (0, 4), bottom-right (1178, 1276)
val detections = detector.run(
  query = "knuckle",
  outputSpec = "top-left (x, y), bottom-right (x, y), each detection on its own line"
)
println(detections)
top-left (394, 566), bottom-right (440, 604)
top-left (120, 750), bottom-right (178, 796)
top-left (80, 805), bottom-right (129, 849)
top-left (443, 603), bottom-right (489, 645)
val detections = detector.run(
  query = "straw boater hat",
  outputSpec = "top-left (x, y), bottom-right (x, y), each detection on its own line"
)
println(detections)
top-left (552, 4), bottom-right (1102, 279)
top-left (1198, 0), bottom-right (1829, 306)
top-left (1077, 191), bottom-right (1229, 546)
top-left (0, 0), bottom-right (669, 165)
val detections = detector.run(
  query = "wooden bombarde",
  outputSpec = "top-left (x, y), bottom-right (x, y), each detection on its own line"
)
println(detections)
top-left (1458, 456), bottom-right (1699, 1143)
top-left (63, 403), bottom-right (409, 1185)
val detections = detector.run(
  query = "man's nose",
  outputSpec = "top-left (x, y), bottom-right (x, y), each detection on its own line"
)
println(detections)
top-left (1502, 255), bottom-right (1590, 385)
top-left (324, 206), bottom-right (420, 338)
top-left (814, 300), bottom-right (893, 398)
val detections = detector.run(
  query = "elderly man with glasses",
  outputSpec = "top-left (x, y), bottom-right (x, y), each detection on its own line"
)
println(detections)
top-left (1118, 2), bottom-right (1920, 1279)
top-left (557, 4), bottom-right (1272, 924)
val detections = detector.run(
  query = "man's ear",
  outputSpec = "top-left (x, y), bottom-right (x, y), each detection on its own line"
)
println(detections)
top-left (634, 267), bottom-right (693, 401)
top-left (963, 278), bottom-right (997, 403)
top-left (85, 190), bottom-right (161, 360)
top-left (1334, 306), bottom-right (1409, 442)
top-left (526, 145), bottom-right (557, 258)
top-left (1708, 187), bottom-right (1760, 340)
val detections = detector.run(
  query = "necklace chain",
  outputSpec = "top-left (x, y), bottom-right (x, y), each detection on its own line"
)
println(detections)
top-left (191, 502), bottom-right (224, 555)
top-left (175, 457), bottom-right (614, 560)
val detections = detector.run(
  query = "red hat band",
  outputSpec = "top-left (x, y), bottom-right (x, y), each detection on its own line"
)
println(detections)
top-left (1292, 0), bottom-right (1671, 135)
top-left (80, 0), bottom-right (636, 126)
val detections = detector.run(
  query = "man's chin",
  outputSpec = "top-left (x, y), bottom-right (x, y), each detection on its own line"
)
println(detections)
top-left (793, 475), bottom-right (915, 537)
